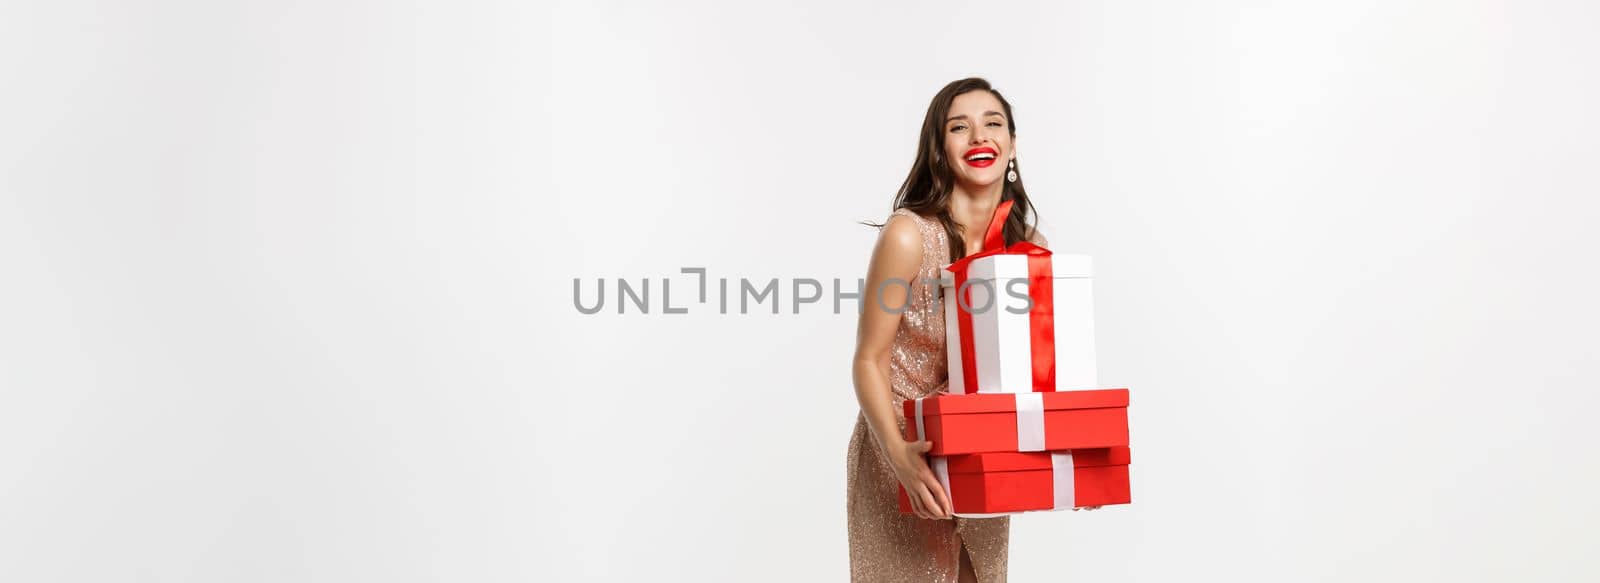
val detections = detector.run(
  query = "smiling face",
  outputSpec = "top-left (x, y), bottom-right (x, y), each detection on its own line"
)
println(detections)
top-left (941, 90), bottom-right (1015, 190)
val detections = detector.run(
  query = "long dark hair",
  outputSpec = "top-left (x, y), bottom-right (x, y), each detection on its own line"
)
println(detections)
top-left (873, 77), bottom-right (1039, 261)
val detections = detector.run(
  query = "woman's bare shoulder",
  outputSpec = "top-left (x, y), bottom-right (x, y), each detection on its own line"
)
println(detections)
top-left (877, 212), bottom-right (924, 260)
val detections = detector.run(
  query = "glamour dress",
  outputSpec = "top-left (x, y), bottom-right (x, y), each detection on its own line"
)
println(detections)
top-left (845, 208), bottom-right (1046, 582)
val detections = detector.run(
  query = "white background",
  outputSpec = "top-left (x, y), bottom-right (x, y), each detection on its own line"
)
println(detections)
top-left (3, 1), bottom-right (1598, 581)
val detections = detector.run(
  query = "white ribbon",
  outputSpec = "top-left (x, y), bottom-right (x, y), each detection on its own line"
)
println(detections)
top-left (1051, 451), bottom-right (1076, 509)
top-left (914, 398), bottom-right (927, 441)
top-left (1014, 392), bottom-right (1046, 452)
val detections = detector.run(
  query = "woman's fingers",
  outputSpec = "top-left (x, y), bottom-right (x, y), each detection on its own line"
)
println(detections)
top-left (908, 483), bottom-right (934, 518)
top-left (916, 481), bottom-right (944, 519)
top-left (923, 473), bottom-right (953, 519)
top-left (898, 439), bottom-right (947, 519)
top-left (908, 483), bottom-right (933, 519)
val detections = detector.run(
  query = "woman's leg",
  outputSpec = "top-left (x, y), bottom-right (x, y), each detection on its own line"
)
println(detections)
top-left (957, 539), bottom-right (978, 583)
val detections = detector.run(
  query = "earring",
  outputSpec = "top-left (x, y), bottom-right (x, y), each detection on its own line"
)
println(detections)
top-left (1006, 160), bottom-right (1018, 183)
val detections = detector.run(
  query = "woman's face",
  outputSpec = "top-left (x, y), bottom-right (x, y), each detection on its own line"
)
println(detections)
top-left (941, 90), bottom-right (1015, 190)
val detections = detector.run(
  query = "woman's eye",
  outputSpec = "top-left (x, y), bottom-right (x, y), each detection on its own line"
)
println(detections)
top-left (987, 121), bottom-right (1003, 127)
top-left (950, 125), bottom-right (967, 132)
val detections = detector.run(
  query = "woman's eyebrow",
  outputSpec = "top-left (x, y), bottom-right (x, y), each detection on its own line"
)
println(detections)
top-left (945, 111), bottom-right (1007, 124)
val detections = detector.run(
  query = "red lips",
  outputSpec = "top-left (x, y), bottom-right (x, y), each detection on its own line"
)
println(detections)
top-left (963, 146), bottom-right (998, 168)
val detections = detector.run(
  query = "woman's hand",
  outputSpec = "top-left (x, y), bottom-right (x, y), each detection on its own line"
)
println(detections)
top-left (888, 439), bottom-right (952, 520)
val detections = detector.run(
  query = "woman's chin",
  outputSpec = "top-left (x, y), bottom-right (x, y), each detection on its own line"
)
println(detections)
top-left (956, 174), bottom-right (1002, 190)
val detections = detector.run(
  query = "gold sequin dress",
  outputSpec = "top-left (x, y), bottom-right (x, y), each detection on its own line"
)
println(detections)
top-left (846, 208), bottom-right (1026, 582)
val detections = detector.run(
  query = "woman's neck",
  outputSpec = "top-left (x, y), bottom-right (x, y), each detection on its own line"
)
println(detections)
top-left (949, 181), bottom-right (1005, 252)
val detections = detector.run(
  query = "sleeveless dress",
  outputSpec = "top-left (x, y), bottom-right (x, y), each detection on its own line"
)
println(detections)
top-left (845, 208), bottom-right (1047, 582)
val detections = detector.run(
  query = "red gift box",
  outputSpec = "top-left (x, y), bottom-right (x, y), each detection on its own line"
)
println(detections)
top-left (897, 446), bottom-right (1132, 516)
top-left (902, 389), bottom-right (1129, 456)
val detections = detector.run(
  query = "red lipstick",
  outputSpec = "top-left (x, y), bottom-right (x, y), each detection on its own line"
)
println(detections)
top-left (962, 146), bottom-right (998, 168)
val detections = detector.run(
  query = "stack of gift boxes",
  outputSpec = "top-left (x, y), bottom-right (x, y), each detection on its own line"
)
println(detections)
top-left (897, 200), bottom-right (1133, 517)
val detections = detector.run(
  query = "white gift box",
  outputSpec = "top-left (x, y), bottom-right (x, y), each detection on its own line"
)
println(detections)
top-left (941, 253), bottom-right (1097, 394)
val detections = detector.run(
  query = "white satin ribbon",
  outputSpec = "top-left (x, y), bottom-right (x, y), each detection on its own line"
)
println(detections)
top-left (1051, 451), bottom-right (1076, 509)
top-left (914, 398), bottom-right (927, 441)
top-left (932, 456), bottom-right (951, 498)
top-left (1014, 392), bottom-right (1046, 452)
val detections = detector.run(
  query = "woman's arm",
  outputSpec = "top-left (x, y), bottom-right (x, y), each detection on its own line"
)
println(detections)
top-left (852, 214), bottom-right (952, 520)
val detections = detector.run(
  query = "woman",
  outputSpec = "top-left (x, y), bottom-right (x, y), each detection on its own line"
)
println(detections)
top-left (846, 78), bottom-right (1093, 582)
